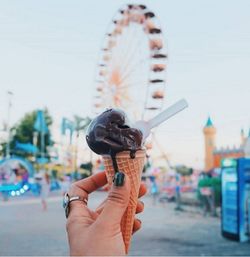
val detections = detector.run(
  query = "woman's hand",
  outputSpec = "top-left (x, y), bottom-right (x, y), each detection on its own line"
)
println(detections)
top-left (66, 171), bottom-right (147, 256)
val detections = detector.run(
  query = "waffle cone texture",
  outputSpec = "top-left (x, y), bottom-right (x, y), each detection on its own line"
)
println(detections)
top-left (103, 150), bottom-right (146, 254)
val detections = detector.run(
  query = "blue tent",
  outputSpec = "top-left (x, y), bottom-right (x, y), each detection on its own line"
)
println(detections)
top-left (15, 142), bottom-right (38, 154)
top-left (36, 157), bottom-right (49, 164)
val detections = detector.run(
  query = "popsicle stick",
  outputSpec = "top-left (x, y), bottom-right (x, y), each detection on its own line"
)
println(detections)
top-left (148, 99), bottom-right (188, 129)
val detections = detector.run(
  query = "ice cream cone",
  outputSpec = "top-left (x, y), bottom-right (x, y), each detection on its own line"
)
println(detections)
top-left (103, 150), bottom-right (146, 254)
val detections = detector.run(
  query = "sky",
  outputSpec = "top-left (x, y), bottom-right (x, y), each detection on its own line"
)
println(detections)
top-left (0, 0), bottom-right (250, 168)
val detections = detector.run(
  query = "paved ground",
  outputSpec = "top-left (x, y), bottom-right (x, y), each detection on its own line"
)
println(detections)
top-left (1, 192), bottom-right (250, 256)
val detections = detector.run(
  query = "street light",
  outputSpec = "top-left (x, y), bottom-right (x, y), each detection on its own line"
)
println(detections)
top-left (6, 91), bottom-right (14, 157)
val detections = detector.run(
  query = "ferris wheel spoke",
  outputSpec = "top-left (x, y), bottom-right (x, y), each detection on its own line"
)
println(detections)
top-left (112, 23), bottom-right (142, 71)
top-left (119, 28), bottom-right (146, 75)
top-left (118, 80), bottom-right (148, 90)
top-left (117, 24), bottom-right (139, 65)
top-left (110, 26), bottom-right (146, 84)
top-left (112, 23), bottom-right (137, 68)
top-left (120, 49), bottom-right (148, 77)
top-left (119, 63), bottom-right (148, 86)
top-left (111, 37), bottom-right (122, 68)
top-left (119, 68), bottom-right (145, 86)
top-left (119, 57), bottom-right (149, 83)
top-left (120, 51), bottom-right (146, 81)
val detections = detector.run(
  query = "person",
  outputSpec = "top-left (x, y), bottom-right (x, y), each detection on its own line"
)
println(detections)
top-left (66, 171), bottom-right (147, 256)
top-left (151, 179), bottom-right (159, 205)
top-left (174, 173), bottom-right (183, 211)
top-left (59, 176), bottom-right (70, 196)
top-left (200, 186), bottom-right (214, 216)
top-left (40, 171), bottom-right (50, 211)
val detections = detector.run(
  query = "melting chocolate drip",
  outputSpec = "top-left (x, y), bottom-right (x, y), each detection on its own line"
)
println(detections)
top-left (130, 150), bottom-right (136, 159)
top-left (111, 152), bottom-right (119, 174)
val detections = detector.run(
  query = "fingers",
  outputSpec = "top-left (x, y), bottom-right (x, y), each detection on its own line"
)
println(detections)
top-left (67, 172), bottom-right (107, 220)
top-left (98, 172), bottom-right (130, 226)
top-left (96, 181), bottom-right (145, 217)
top-left (133, 183), bottom-right (146, 235)
top-left (97, 199), bottom-right (144, 216)
top-left (68, 171), bottom-right (107, 198)
top-left (74, 171), bottom-right (107, 194)
top-left (69, 173), bottom-right (146, 199)
top-left (136, 200), bottom-right (144, 214)
top-left (132, 218), bottom-right (141, 234)
top-left (138, 182), bottom-right (147, 198)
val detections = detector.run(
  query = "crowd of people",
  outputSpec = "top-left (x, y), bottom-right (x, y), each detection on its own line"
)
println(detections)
top-left (0, 157), bottom-right (220, 217)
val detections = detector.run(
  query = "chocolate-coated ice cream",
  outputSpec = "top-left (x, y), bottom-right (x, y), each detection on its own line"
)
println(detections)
top-left (86, 109), bottom-right (143, 158)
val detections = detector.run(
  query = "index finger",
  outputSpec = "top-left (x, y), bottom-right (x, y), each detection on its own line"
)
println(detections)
top-left (69, 171), bottom-right (107, 198)
top-left (74, 171), bottom-right (107, 194)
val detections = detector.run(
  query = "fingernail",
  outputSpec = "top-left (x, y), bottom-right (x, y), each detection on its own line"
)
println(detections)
top-left (113, 172), bottom-right (125, 187)
top-left (137, 219), bottom-right (142, 224)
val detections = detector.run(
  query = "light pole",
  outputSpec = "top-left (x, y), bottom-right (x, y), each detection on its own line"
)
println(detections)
top-left (6, 91), bottom-right (13, 157)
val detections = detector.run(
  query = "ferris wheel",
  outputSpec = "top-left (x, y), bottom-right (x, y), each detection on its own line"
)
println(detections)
top-left (93, 4), bottom-right (167, 121)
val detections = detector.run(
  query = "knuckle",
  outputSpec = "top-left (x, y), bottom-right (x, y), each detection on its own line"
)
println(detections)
top-left (108, 190), bottom-right (127, 206)
top-left (68, 184), bottom-right (76, 194)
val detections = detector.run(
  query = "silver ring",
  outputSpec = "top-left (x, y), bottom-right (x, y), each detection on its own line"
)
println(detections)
top-left (69, 195), bottom-right (88, 205)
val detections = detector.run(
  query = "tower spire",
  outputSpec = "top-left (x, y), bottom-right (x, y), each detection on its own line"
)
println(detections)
top-left (203, 116), bottom-right (216, 171)
top-left (240, 128), bottom-right (246, 146)
top-left (205, 116), bottom-right (213, 127)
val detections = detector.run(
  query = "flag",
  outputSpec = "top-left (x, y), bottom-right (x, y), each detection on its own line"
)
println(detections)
top-left (61, 118), bottom-right (75, 144)
top-left (34, 110), bottom-right (48, 134)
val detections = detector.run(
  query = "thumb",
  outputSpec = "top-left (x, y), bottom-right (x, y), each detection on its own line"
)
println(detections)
top-left (98, 172), bottom-right (131, 226)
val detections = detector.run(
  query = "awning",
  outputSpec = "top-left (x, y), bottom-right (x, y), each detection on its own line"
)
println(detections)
top-left (15, 142), bottom-right (38, 154)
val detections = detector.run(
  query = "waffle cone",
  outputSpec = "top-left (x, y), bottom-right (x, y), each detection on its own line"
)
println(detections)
top-left (103, 150), bottom-right (146, 254)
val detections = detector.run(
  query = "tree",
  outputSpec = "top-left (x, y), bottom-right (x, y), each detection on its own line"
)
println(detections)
top-left (0, 108), bottom-right (53, 157)
top-left (175, 165), bottom-right (193, 176)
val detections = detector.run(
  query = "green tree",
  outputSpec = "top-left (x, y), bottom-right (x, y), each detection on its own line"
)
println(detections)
top-left (0, 108), bottom-right (53, 157)
top-left (175, 165), bottom-right (193, 176)
top-left (198, 176), bottom-right (221, 206)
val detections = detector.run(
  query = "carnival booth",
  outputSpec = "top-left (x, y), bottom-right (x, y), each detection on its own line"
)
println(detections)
top-left (0, 156), bottom-right (34, 197)
top-left (221, 158), bottom-right (250, 242)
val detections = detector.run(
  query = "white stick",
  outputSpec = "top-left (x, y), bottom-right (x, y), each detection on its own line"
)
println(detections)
top-left (148, 99), bottom-right (188, 129)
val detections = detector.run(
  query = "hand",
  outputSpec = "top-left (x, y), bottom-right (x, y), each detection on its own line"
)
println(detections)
top-left (66, 171), bottom-right (147, 256)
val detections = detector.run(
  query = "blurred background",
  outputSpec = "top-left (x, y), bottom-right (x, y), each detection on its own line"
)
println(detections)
top-left (0, 0), bottom-right (250, 255)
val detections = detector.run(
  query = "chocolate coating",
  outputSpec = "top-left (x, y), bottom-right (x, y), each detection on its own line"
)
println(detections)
top-left (86, 109), bottom-right (143, 156)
